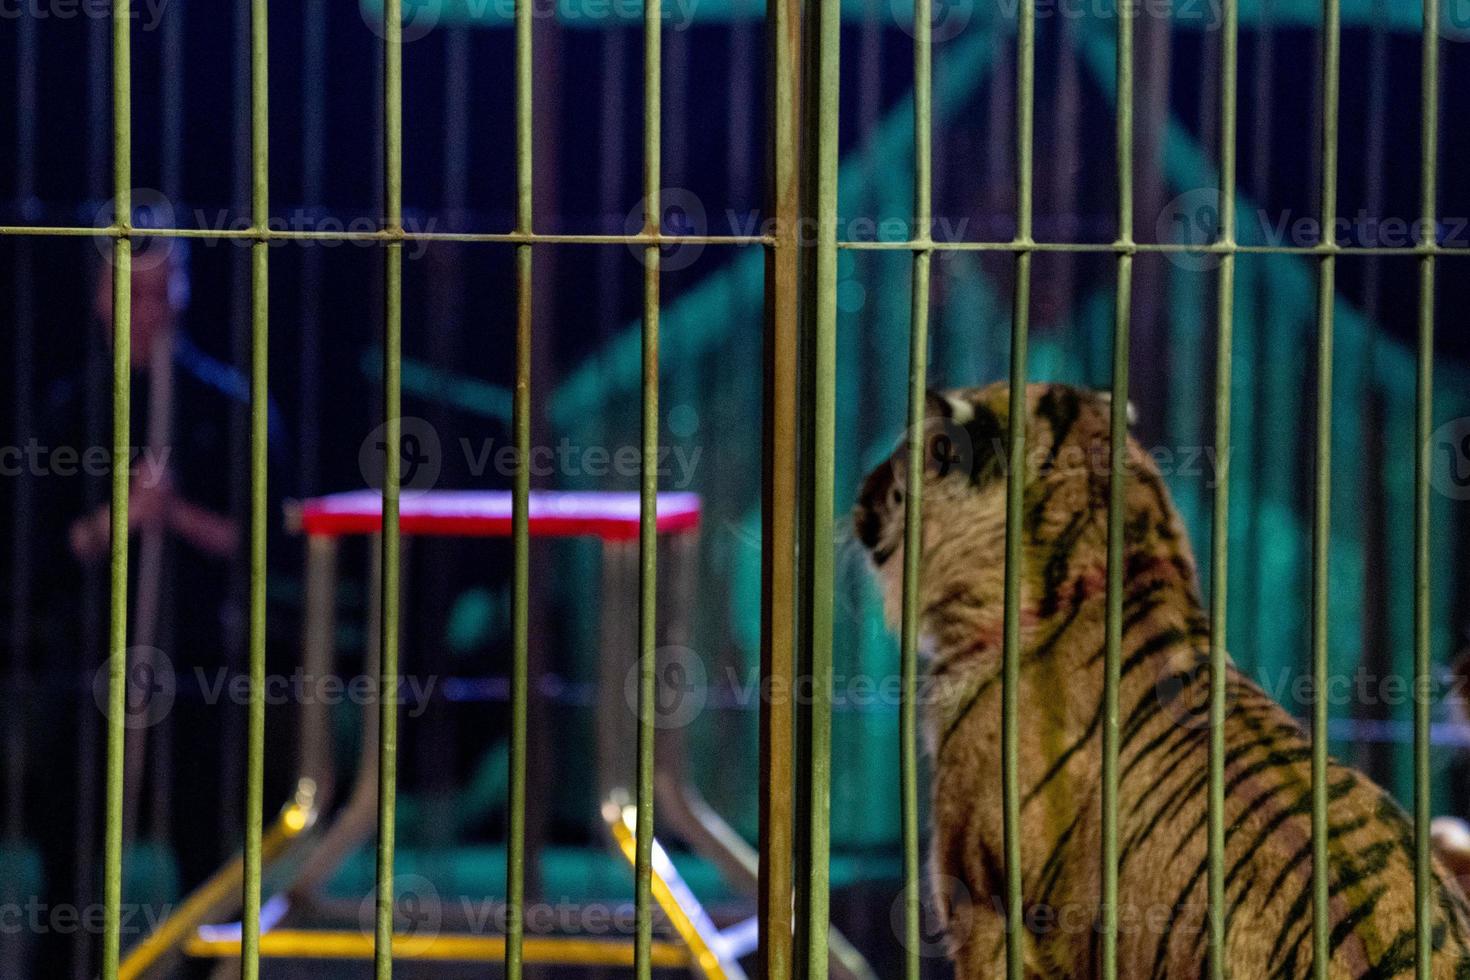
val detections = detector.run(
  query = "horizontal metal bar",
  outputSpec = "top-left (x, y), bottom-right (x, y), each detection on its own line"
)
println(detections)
top-left (0, 224), bottom-right (774, 246)
top-left (6, 224), bottom-right (1470, 257)
top-left (837, 240), bottom-right (1469, 256)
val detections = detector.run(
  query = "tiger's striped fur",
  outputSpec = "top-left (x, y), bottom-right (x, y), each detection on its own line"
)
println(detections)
top-left (853, 381), bottom-right (1470, 978)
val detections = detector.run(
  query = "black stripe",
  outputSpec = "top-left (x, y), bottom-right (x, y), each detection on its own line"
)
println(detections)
top-left (1119, 717), bottom-right (1201, 785)
top-left (1123, 723), bottom-right (1312, 867)
top-left (1118, 628), bottom-right (1190, 681)
top-left (1165, 779), bottom-right (1326, 971)
top-left (1357, 928), bottom-right (1416, 979)
top-left (1038, 511), bottom-right (1089, 617)
top-left (1022, 698), bottom-right (1103, 807)
top-left (1035, 809), bottom-right (1086, 908)
top-left (941, 601), bottom-right (1091, 756)
top-left (1258, 816), bottom-right (1371, 910)
top-left (1035, 386), bottom-right (1082, 477)
top-left (1329, 885), bottom-right (1387, 957)
top-left (1182, 788), bottom-right (1371, 964)
top-left (1267, 783), bottom-right (1393, 976)
top-left (1122, 731), bottom-right (1299, 846)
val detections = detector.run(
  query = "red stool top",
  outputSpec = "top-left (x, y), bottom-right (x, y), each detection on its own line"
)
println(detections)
top-left (295, 489), bottom-right (701, 541)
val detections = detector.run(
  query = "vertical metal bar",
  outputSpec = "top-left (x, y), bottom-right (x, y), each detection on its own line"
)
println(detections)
top-left (241, 0), bottom-right (270, 975)
top-left (1101, 0), bottom-right (1134, 974)
top-left (1209, 0), bottom-right (1238, 972)
top-left (1311, 0), bottom-right (1340, 970)
top-left (1002, 0), bottom-right (1035, 973)
top-left (241, 0), bottom-right (270, 959)
top-left (505, 0), bottom-right (533, 969)
top-left (102, 2), bottom-right (133, 978)
top-left (898, 0), bottom-right (932, 973)
top-left (758, 0), bottom-right (800, 965)
top-left (1414, 0), bottom-right (1439, 972)
top-left (794, 0), bottom-right (838, 968)
top-left (374, 0), bottom-right (404, 975)
top-left (634, 0), bottom-right (662, 972)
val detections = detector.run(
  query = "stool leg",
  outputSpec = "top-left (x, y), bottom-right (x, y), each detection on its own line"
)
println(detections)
top-left (299, 535), bottom-right (339, 808)
top-left (597, 539), bottom-right (640, 810)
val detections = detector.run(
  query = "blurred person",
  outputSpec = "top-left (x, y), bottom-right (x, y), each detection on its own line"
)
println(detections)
top-left (44, 242), bottom-right (292, 866)
top-left (68, 245), bottom-right (242, 564)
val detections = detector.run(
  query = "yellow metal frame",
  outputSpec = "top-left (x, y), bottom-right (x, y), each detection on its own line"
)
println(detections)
top-left (182, 930), bottom-right (691, 967)
top-left (118, 780), bottom-right (318, 980)
top-left (605, 799), bottom-right (734, 980)
top-left (149, 798), bottom-right (736, 974)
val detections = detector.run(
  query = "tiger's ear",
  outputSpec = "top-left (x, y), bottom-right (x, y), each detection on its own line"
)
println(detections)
top-left (925, 389), bottom-right (975, 424)
top-left (1098, 391), bottom-right (1138, 427)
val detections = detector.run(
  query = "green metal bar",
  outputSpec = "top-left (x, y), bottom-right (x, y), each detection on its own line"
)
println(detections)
top-left (1209, 0), bottom-right (1239, 972)
top-left (0, 226), bottom-right (773, 245)
top-left (1101, 0), bottom-right (1134, 973)
top-left (898, 0), bottom-right (932, 971)
top-left (374, 1), bottom-right (403, 976)
top-left (838, 241), bottom-right (1464, 256)
top-left (1414, 0), bottom-right (1439, 972)
top-left (633, 0), bottom-right (661, 971)
top-left (504, 0), bottom-right (533, 972)
top-left (757, 0), bottom-right (800, 967)
top-left (794, 0), bottom-right (839, 968)
top-left (8, 221), bottom-right (1470, 256)
top-left (241, 0), bottom-right (270, 975)
top-left (1002, 0), bottom-right (1035, 975)
top-left (1311, 0), bottom-right (1340, 970)
top-left (102, 3), bottom-right (132, 979)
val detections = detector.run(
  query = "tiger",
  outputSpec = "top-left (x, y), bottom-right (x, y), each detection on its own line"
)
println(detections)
top-left (853, 381), bottom-right (1470, 978)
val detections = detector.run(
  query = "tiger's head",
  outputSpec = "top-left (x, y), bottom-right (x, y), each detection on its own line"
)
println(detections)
top-left (852, 382), bottom-right (1195, 648)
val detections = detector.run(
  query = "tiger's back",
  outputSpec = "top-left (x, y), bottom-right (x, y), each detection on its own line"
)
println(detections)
top-left (855, 381), bottom-right (1470, 978)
